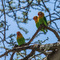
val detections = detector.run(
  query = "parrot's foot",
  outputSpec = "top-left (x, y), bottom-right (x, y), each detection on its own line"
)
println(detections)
top-left (44, 30), bottom-right (48, 34)
top-left (44, 32), bottom-right (46, 34)
top-left (14, 44), bottom-right (18, 47)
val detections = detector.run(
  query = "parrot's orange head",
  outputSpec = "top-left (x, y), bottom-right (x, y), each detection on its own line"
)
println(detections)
top-left (33, 16), bottom-right (38, 23)
top-left (17, 31), bottom-right (23, 39)
top-left (17, 31), bottom-right (21, 36)
top-left (38, 12), bottom-right (44, 18)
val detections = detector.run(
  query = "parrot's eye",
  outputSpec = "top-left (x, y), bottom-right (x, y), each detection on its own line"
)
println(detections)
top-left (33, 16), bottom-right (37, 20)
top-left (35, 17), bottom-right (37, 20)
top-left (38, 12), bottom-right (42, 15)
top-left (39, 12), bottom-right (42, 15)
top-left (36, 17), bottom-right (37, 19)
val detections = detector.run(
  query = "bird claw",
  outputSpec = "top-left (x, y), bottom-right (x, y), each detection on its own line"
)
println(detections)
top-left (14, 44), bottom-right (18, 47)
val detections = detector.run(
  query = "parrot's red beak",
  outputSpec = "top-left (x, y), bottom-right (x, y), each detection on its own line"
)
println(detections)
top-left (33, 17), bottom-right (35, 20)
top-left (38, 12), bottom-right (40, 16)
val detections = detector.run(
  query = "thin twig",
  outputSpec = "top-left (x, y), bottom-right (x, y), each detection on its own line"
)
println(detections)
top-left (2, 0), bottom-right (6, 41)
top-left (10, 52), bottom-right (15, 60)
top-left (22, 49), bottom-right (35, 60)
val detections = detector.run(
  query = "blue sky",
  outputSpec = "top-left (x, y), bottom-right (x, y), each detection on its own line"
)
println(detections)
top-left (0, 0), bottom-right (60, 59)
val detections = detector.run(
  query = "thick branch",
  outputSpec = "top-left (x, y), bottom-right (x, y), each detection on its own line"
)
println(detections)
top-left (0, 42), bottom-right (60, 58)
top-left (45, 26), bottom-right (60, 41)
top-left (28, 25), bottom-right (43, 45)
top-left (27, 25), bottom-right (60, 45)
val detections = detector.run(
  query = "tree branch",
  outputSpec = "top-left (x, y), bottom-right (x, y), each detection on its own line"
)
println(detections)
top-left (0, 42), bottom-right (60, 58)
top-left (22, 49), bottom-right (35, 60)
top-left (28, 25), bottom-right (43, 45)
top-left (44, 26), bottom-right (60, 41)
top-left (10, 52), bottom-right (15, 60)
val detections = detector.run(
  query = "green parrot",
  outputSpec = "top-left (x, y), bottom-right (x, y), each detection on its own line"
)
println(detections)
top-left (17, 31), bottom-right (25, 46)
top-left (33, 16), bottom-right (46, 33)
top-left (17, 31), bottom-right (26, 55)
top-left (38, 11), bottom-right (48, 33)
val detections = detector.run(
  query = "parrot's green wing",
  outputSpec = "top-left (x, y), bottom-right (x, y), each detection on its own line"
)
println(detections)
top-left (43, 17), bottom-right (48, 26)
top-left (43, 17), bottom-right (48, 33)
top-left (17, 37), bottom-right (25, 46)
top-left (36, 22), bottom-right (40, 28)
top-left (38, 17), bottom-right (48, 34)
top-left (36, 21), bottom-right (46, 33)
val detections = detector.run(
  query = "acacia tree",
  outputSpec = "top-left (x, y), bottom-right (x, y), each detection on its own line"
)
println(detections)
top-left (0, 0), bottom-right (60, 60)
